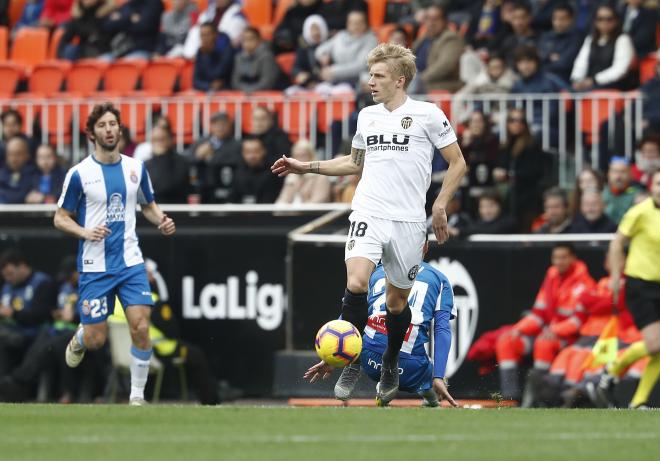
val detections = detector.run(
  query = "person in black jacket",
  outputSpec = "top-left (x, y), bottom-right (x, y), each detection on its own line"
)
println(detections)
top-left (193, 23), bottom-right (234, 92)
top-left (58, 0), bottom-right (114, 60)
top-left (25, 144), bottom-right (66, 204)
top-left (249, 106), bottom-right (292, 166)
top-left (273, 0), bottom-right (322, 54)
top-left (620, 0), bottom-right (657, 58)
top-left (0, 137), bottom-right (39, 204)
top-left (567, 189), bottom-right (618, 233)
top-left (537, 3), bottom-right (583, 84)
top-left (103, 0), bottom-right (163, 60)
top-left (145, 125), bottom-right (190, 204)
top-left (229, 137), bottom-right (283, 204)
top-left (450, 189), bottom-right (517, 237)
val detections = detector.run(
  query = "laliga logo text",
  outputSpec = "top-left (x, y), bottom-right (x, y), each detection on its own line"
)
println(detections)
top-left (182, 271), bottom-right (284, 331)
top-left (428, 258), bottom-right (479, 378)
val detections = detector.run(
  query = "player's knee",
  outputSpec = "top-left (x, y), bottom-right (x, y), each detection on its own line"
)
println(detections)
top-left (129, 318), bottom-right (150, 342)
top-left (85, 329), bottom-right (107, 350)
top-left (645, 336), bottom-right (660, 355)
top-left (346, 277), bottom-right (369, 294)
top-left (385, 291), bottom-right (408, 314)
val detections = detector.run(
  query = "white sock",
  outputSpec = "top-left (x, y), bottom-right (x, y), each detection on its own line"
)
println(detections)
top-left (129, 345), bottom-right (152, 401)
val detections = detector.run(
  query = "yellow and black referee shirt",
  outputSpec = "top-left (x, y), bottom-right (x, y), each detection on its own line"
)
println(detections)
top-left (618, 198), bottom-right (660, 282)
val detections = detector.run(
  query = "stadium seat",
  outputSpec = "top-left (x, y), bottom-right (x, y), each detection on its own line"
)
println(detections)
top-left (66, 62), bottom-right (104, 96)
top-left (179, 60), bottom-right (195, 91)
top-left (273, 0), bottom-right (294, 26)
top-left (162, 97), bottom-right (204, 144)
top-left (48, 28), bottom-right (66, 60)
top-left (366, 0), bottom-right (386, 28)
top-left (43, 99), bottom-right (76, 145)
top-left (10, 27), bottom-right (49, 72)
top-left (0, 27), bottom-right (7, 61)
top-left (0, 63), bottom-right (23, 95)
top-left (317, 96), bottom-right (356, 135)
top-left (139, 60), bottom-right (182, 96)
top-left (104, 61), bottom-right (144, 94)
top-left (275, 52), bottom-right (296, 77)
top-left (8, 0), bottom-right (26, 28)
top-left (376, 23), bottom-right (397, 44)
top-left (27, 61), bottom-right (71, 95)
top-left (579, 90), bottom-right (624, 145)
top-left (427, 90), bottom-right (453, 122)
top-left (640, 55), bottom-right (657, 84)
top-left (243, 0), bottom-right (273, 27)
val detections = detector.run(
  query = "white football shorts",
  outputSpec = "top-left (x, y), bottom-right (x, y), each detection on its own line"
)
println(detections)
top-left (344, 211), bottom-right (426, 289)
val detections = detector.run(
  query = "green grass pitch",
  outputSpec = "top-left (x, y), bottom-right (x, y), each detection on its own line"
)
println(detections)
top-left (2, 404), bottom-right (659, 461)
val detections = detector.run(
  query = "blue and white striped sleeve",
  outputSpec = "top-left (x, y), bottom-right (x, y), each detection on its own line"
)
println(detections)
top-left (138, 164), bottom-right (155, 205)
top-left (57, 169), bottom-right (82, 212)
top-left (433, 279), bottom-right (455, 378)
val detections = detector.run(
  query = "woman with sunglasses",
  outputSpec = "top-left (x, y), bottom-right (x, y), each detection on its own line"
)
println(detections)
top-left (570, 4), bottom-right (636, 91)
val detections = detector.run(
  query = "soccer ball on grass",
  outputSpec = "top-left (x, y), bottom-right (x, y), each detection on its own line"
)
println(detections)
top-left (314, 319), bottom-right (362, 367)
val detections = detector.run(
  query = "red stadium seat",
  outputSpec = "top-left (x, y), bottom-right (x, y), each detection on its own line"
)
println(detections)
top-left (0, 63), bottom-right (24, 95)
top-left (43, 99), bottom-right (76, 144)
top-left (366, 0), bottom-right (386, 28)
top-left (67, 62), bottom-right (104, 96)
top-left (179, 60), bottom-right (195, 91)
top-left (243, 0), bottom-right (272, 27)
top-left (104, 61), bottom-right (144, 94)
top-left (427, 90), bottom-right (453, 122)
top-left (640, 55), bottom-right (657, 84)
top-left (273, 0), bottom-right (294, 26)
top-left (139, 60), bottom-right (181, 96)
top-left (580, 90), bottom-right (624, 145)
top-left (10, 27), bottom-right (49, 72)
top-left (9, 0), bottom-right (27, 28)
top-left (48, 28), bottom-right (67, 60)
top-left (376, 23), bottom-right (397, 44)
top-left (317, 96), bottom-right (356, 134)
top-left (162, 97), bottom-right (204, 144)
top-left (275, 52), bottom-right (296, 77)
top-left (27, 61), bottom-right (72, 95)
top-left (0, 26), bottom-right (8, 61)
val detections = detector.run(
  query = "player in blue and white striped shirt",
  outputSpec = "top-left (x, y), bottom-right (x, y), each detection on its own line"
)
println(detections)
top-left (54, 103), bottom-right (176, 405)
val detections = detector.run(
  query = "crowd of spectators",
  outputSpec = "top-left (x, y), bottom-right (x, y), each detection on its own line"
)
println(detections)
top-left (0, 0), bottom-right (659, 232)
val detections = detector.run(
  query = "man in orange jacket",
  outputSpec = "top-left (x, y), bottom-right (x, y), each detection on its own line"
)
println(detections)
top-left (495, 243), bottom-right (595, 402)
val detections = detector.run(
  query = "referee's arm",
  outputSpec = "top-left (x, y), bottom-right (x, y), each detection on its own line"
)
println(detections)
top-left (608, 231), bottom-right (630, 303)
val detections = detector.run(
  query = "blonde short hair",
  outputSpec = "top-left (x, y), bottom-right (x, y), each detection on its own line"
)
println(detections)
top-left (366, 43), bottom-right (417, 90)
top-left (291, 139), bottom-right (317, 161)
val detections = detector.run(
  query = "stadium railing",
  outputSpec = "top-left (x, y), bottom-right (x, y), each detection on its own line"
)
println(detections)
top-left (0, 91), bottom-right (646, 187)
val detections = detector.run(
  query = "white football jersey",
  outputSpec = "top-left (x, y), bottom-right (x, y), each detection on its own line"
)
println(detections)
top-left (351, 97), bottom-right (457, 222)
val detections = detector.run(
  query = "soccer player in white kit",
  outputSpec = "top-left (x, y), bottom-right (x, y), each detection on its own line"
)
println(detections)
top-left (272, 43), bottom-right (466, 405)
top-left (54, 103), bottom-right (176, 405)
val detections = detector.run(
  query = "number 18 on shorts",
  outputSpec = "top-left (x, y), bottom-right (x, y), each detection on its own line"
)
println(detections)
top-left (344, 211), bottom-right (426, 289)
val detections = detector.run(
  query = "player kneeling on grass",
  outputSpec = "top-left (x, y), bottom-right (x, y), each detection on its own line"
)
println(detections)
top-left (305, 238), bottom-right (458, 407)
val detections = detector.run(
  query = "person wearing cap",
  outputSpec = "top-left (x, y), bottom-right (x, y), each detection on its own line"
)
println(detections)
top-left (602, 156), bottom-right (644, 224)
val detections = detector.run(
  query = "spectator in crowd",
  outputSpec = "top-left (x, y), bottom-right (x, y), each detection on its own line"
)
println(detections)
top-left (58, 0), bottom-right (114, 61)
top-left (249, 106), bottom-right (292, 166)
top-left (145, 125), bottom-right (190, 204)
top-left (25, 144), bottom-right (65, 204)
top-left (313, 10), bottom-right (377, 88)
top-left (273, 0), bottom-right (322, 54)
top-left (568, 189), bottom-right (617, 233)
top-left (287, 14), bottom-right (329, 93)
top-left (103, 0), bottom-right (163, 60)
top-left (183, 0), bottom-right (247, 58)
top-left (500, 2), bottom-right (538, 67)
top-left (0, 138), bottom-right (39, 204)
top-left (494, 108), bottom-right (544, 231)
top-left (535, 187), bottom-right (572, 234)
top-left (571, 5), bottom-right (636, 91)
top-left (602, 156), bottom-right (643, 223)
top-left (319, 0), bottom-right (368, 34)
top-left (411, 4), bottom-right (464, 93)
top-left (388, 26), bottom-right (410, 48)
top-left (466, 0), bottom-right (504, 51)
top-left (569, 167), bottom-right (605, 217)
top-left (530, 0), bottom-right (565, 32)
top-left (40, 0), bottom-right (73, 28)
top-left (454, 54), bottom-right (516, 123)
top-left (13, 0), bottom-right (44, 33)
top-left (0, 0), bottom-right (8, 27)
top-left (449, 189), bottom-right (517, 237)
top-left (1, 110), bottom-right (35, 167)
top-left (537, 3), bottom-right (583, 84)
top-left (117, 126), bottom-right (136, 157)
top-left (640, 49), bottom-right (660, 133)
top-left (619, 0), bottom-right (657, 58)
top-left (193, 23), bottom-right (234, 92)
top-left (496, 243), bottom-right (595, 402)
top-left (229, 137), bottom-right (284, 204)
top-left (460, 111), bottom-right (500, 196)
top-left (510, 45), bottom-right (567, 141)
top-left (276, 140), bottom-right (331, 204)
top-left (0, 249), bottom-right (57, 377)
top-left (188, 112), bottom-right (241, 203)
top-left (158, 0), bottom-right (197, 57)
top-left (133, 116), bottom-right (172, 162)
top-left (631, 135), bottom-right (660, 190)
top-left (231, 27), bottom-right (281, 93)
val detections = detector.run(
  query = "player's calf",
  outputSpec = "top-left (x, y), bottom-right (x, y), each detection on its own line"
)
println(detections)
top-left (341, 288), bottom-right (368, 340)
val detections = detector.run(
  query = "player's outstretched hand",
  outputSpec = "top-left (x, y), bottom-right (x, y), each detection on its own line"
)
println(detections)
top-left (271, 155), bottom-right (307, 177)
top-left (84, 225), bottom-right (111, 242)
top-left (303, 360), bottom-right (333, 383)
top-left (158, 213), bottom-right (176, 235)
top-left (431, 206), bottom-right (449, 244)
top-left (433, 378), bottom-right (458, 407)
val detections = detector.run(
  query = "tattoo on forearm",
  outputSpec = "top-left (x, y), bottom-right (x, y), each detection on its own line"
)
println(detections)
top-left (309, 161), bottom-right (320, 174)
top-left (351, 148), bottom-right (365, 167)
